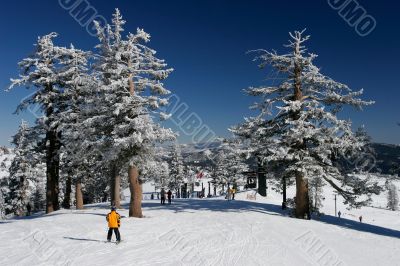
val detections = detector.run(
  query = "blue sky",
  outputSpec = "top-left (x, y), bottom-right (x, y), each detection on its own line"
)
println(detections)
top-left (0, 0), bottom-right (399, 146)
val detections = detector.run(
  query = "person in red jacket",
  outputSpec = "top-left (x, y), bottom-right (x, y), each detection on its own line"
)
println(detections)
top-left (167, 190), bottom-right (172, 204)
top-left (106, 206), bottom-right (121, 243)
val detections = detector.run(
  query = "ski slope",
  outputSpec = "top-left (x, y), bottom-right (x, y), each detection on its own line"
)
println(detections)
top-left (0, 189), bottom-right (399, 266)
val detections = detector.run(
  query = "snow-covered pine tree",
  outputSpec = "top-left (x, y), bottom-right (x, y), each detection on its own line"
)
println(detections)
top-left (89, 9), bottom-right (175, 217)
top-left (138, 153), bottom-right (170, 190)
top-left (168, 144), bottom-right (185, 196)
top-left (6, 121), bottom-right (36, 216)
top-left (266, 159), bottom-right (296, 209)
top-left (0, 148), bottom-right (11, 216)
top-left (0, 184), bottom-right (5, 219)
top-left (387, 183), bottom-right (399, 211)
top-left (231, 30), bottom-right (381, 219)
top-left (8, 33), bottom-right (70, 213)
top-left (31, 162), bottom-right (46, 212)
top-left (346, 126), bottom-right (378, 173)
top-left (309, 175), bottom-right (324, 213)
top-left (213, 140), bottom-right (249, 191)
top-left (54, 43), bottom-right (95, 209)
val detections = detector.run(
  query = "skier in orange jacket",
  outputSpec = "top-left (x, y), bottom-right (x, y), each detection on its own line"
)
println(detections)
top-left (106, 206), bottom-right (121, 243)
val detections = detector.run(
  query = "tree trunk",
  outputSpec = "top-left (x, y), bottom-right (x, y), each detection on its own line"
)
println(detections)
top-left (114, 174), bottom-right (121, 209)
top-left (292, 41), bottom-right (309, 218)
top-left (62, 176), bottom-right (72, 209)
top-left (45, 127), bottom-right (60, 214)
top-left (129, 165), bottom-right (143, 218)
top-left (128, 65), bottom-right (135, 95)
top-left (110, 172), bottom-right (115, 207)
top-left (110, 165), bottom-right (121, 209)
top-left (75, 179), bottom-right (83, 210)
top-left (127, 67), bottom-right (143, 217)
top-left (295, 172), bottom-right (310, 219)
top-left (282, 176), bottom-right (287, 210)
top-left (257, 157), bottom-right (267, 196)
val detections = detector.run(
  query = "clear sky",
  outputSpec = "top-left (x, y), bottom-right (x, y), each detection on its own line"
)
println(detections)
top-left (0, 0), bottom-right (399, 146)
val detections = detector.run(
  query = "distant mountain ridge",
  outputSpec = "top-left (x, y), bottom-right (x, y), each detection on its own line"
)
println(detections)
top-left (179, 142), bottom-right (400, 175)
top-left (372, 143), bottom-right (400, 174)
top-left (0, 142), bottom-right (399, 176)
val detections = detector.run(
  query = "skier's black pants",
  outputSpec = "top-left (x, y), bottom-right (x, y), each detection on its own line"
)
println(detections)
top-left (161, 197), bottom-right (165, 204)
top-left (107, 228), bottom-right (121, 241)
top-left (168, 197), bottom-right (171, 204)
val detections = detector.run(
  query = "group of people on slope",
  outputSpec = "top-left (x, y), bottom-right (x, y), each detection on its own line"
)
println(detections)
top-left (337, 210), bottom-right (363, 223)
top-left (226, 187), bottom-right (236, 201)
top-left (105, 185), bottom-right (237, 243)
top-left (160, 188), bottom-right (173, 205)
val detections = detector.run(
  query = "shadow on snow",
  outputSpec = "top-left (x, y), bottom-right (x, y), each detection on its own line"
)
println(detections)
top-left (2, 197), bottom-right (399, 240)
top-left (128, 198), bottom-right (400, 239)
top-left (63, 236), bottom-right (105, 243)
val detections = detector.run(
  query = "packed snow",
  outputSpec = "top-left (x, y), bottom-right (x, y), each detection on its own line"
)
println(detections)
top-left (0, 185), bottom-right (399, 266)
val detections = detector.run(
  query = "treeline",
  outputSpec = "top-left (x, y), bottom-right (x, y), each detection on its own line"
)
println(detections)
top-left (2, 9), bottom-right (174, 217)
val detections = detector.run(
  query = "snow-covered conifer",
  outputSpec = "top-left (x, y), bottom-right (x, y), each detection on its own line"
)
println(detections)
top-left (8, 33), bottom-right (70, 213)
top-left (54, 44), bottom-right (95, 209)
top-left (0, 187), bottom-right (5, 219)
top-left (387, 183), bottom-right (399, 211)
top-left (213, 140), bottom-right (249, 189)
top-left (88, 9), bottom-right (175, 216)
top-left (167, 144), bottom-right (185, 193)
top-left (231, 30), bottom-right (381, 218)
top-left (6, 121), bottom-right (36, 216)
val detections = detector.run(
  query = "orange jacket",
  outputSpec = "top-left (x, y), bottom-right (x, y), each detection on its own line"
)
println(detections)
top-left (106, 211), bottom-right (121, 228)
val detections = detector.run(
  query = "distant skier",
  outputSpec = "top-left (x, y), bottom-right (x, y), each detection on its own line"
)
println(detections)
top-left (359, 215), bottom-right (362, 223)
top-left (106, 206), bottom-right (121, 243)
top-left (226, 186), bottom-right (231, 201)
top-left (160, 188), bottom-right (166, 205)
top-left (167, 190), bottom-right (172, 204)
top-left (26, 203), bottom-right (31, 216)
top-left (231, 188), bottom-right (236, 200)
top-left (338, 211), bottom-right (341, 218)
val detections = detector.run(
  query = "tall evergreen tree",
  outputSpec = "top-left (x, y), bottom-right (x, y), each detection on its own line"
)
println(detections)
top-left (6, 121), bottom-right (36, 216)
top-left (8, 33), bottom-right (69, 213)
top-left (213, 140), bottom-right (249, 189)
top-left (88, 9), bottom-right (175, 217)
top-left (387, 183), bottom-right (399, 211)
top-left (0, 182), bottom-right (6, 219)
top-left (232, 30), bottom-right (381, 218)
top-left (168, 144), bottom-right (185, 194)
top-left (54, 43), bottom-right (94, 209)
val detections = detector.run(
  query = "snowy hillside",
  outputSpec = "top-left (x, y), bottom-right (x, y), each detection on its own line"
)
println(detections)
top-left (1, 184), bottom-right (399, 266)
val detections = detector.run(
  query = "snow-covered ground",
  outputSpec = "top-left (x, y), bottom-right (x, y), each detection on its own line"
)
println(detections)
top-left (1, 185), bottom-right (399, 266)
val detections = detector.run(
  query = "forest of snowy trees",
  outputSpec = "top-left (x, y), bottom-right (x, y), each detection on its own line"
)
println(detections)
top-left (1, 12), bottom-right (399, 220)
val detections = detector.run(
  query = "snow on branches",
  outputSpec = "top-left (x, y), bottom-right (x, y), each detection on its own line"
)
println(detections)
top-left (231, 29), bottom-right (380, 210)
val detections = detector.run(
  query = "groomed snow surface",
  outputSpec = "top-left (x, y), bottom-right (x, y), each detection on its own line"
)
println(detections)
top-left (1, 187), bottom-right (399, 266)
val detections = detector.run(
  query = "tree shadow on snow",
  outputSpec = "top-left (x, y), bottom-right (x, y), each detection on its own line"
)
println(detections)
top-left (128, 199), bottom-right (400, 239)
top-left (5, 212), bottom-right (65, 221)
top-left (123, 198), bottom-right (284, 217)
top-left (315, 214), bottom-right (400, 239)
top-left (71, 212), bottom-right (106, 217)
